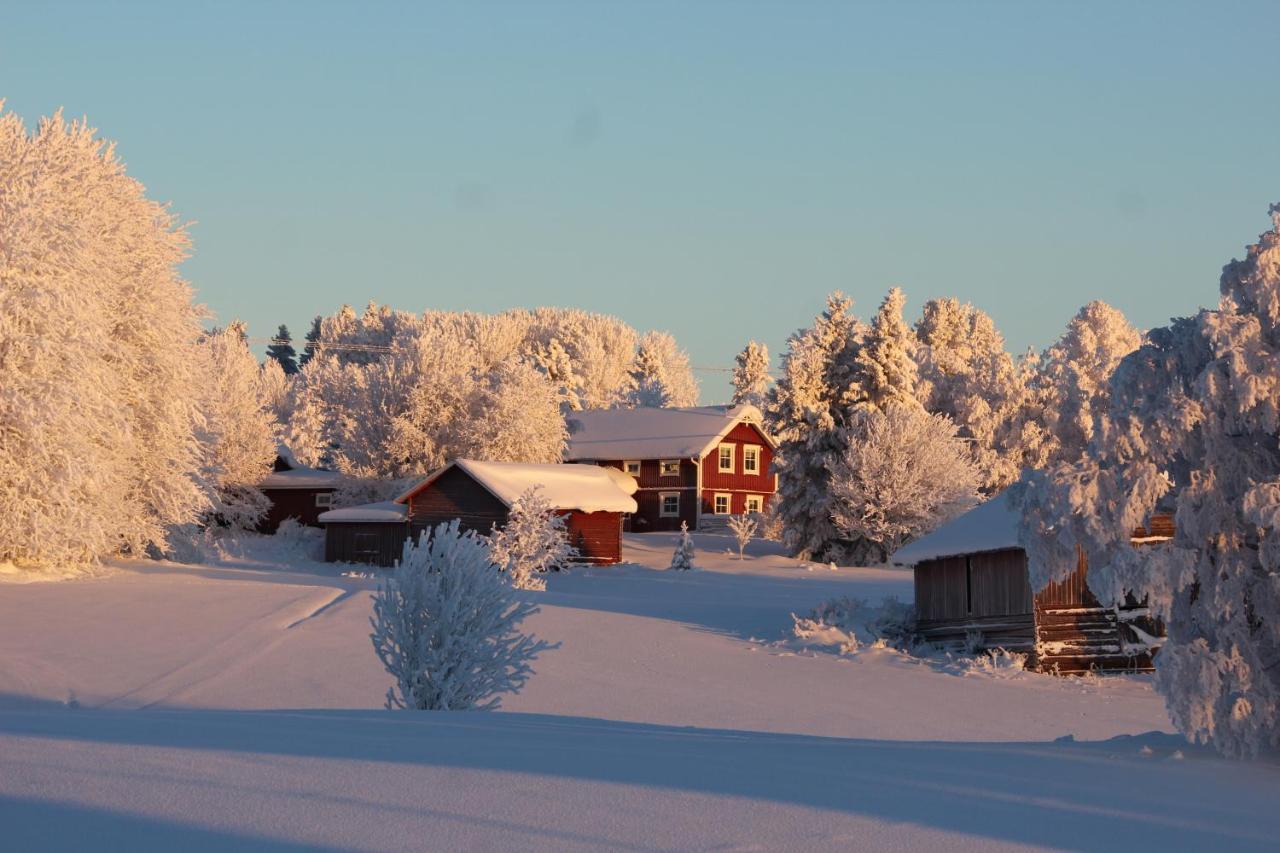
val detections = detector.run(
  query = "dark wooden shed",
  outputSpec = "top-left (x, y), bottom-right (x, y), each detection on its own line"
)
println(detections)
top-left (321, 459), bottom-right (639, 567)
top-left (895, 492), bottom-right (1169, 674)
top-left (259, 450), bottom-right (342, 532)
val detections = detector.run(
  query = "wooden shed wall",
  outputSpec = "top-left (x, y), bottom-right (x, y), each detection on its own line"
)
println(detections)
top-left (261, 487), bottom-right (335, 532)
top-left (407, 466), bottom-right (509, 535)
top-left (565, 511), bottom-right (623, 564)
top-left (324, 522), bottom-right (410, 567)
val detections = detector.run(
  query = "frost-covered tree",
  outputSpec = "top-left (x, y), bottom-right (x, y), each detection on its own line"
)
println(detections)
top-left (195, 322), bottom-right (277, 529)
top-left (454, 359), bottom-right (568, 464)
top-left (257, 357), bottom-right (294, 429)
top-left (853, 287), bottom-right (920, 413)
top-left (0, 104), bottom-right (207, 568)
top-left (829, 403), bottom-right (980, 563)
top-left (488, 487), bottom-right (579, 590)
top-left (628, 330), bottom-right (700, 408)
top-left (731, 341), bottom-right (771, 408)
top-left (1035, 300), bottom-right (1142, 462)
top-left (914, 298), bottom-right (1034, 493)
top-left (669, 521), bottom-right (696, 570)
top-left (266, 324), bottom-right (299, 375)
top-left (727, 514), bottom-right (757, 560)
top-left (370, 520), bottom-right (556, 710)
top-left (1016, 206), bottom-right (1280, 758)
top-left (767, 292), bottom-right (864, 560)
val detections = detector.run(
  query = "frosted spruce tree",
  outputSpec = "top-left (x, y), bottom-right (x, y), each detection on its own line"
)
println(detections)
top-left (1035, 300), bottom-right (1142, 463)
top-left (370, 520), bottom-right (556, 710)
top-left (829, 403), bottom-right (980, 563)
top-left (1016, 206), bottom-right (1280, 758)
top-left (669, 521), bottom-right (696, 570)
top-left (488, 487), bottom-right (579, 591)
top-left (0, 104), bottom-right (208, 568)
top-left (852, 287), bottom-right (920, 413)
top-left (731, 341), bottom-right (772, 408)
top-left (767, 293), bottom-right (864, 560)
top-left (628, 330), bottom-right (700, 408)
top-left (914, 298), bottom-right (1037, 493)
top-left (194, 322), bottom-right (277, 530)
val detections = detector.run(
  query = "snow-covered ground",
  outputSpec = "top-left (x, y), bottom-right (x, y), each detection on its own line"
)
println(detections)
top-left (1, 532), bottom-right (1276, 851)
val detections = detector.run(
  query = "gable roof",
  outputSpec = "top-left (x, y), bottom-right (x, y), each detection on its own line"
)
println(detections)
top-left (396, 459), bottom-right (638, 514)
top-left (564, 404), bottom-right (773, 462)
top-left (891, 491), bottom-right (1020, 566)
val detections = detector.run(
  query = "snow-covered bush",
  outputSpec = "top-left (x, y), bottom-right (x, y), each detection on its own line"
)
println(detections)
top-left (731, 340), bottom-right (772, 408)
top-left (727, 514), bottom-right (757, 560)
top-left (487, 487), bottom-right (579, 591)
top-left (1016, 206), bottom-right (1280, 758)
top-left (669, 522), bottom-right (696, 570)
top-left (0, 104), bottom-right (208, 568)
top-left (370, 520), bottom-right (556, 710)
top-left (792, 596), bottom-right (915, 654)
top-left (829, 403), bottom-right (980, 563)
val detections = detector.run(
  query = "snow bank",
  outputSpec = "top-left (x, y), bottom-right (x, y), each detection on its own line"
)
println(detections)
top-left (318, 501), bottom-right (408, 523)
top-left (891, 489), bottom-right (1020, 565)
top-left (398, 460), bottom-right (638, 514)
top-left (565, 403), bottom-right (769, 461)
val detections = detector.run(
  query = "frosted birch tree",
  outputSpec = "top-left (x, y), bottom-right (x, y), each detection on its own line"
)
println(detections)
top-left (1016, 206), bottom-right (1280, 758)
top-left (829, 403), bottom-right (980, 563)
top-left (488, 487), bottom-right (579, 590)
top-left (0, 104), bottom-right (207, 568)
top-left (371, 520), bottom-right (556, 710)
top-left (628, 330), bottom-right (700, 408)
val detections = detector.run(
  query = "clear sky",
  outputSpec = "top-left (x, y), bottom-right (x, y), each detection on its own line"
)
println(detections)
top-left (4, 1), bottom-right (1277, 401)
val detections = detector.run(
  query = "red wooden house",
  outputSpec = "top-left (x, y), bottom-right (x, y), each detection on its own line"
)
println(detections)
top-left (259, 447), bottom-right (342, 532)
top-left (564, 404), bottom-right (777, 532)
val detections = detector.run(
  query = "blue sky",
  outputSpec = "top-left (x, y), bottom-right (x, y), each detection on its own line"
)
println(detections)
top-left (4, 1), bottom-right (1277, 401)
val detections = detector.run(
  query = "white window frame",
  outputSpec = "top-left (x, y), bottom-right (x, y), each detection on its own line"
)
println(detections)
top-left (717, 443), bottom-right (735, 473)
top-left (315, 492), bottom-right (333, 508)
top-left (744, 494), bottom-right (763, 514)
top-left (623, 460), bottom-right (641, 476)
top-left (713, 492), bottom-right (732, 515)
top-left (742, 444), bottom-right (761, 475)
top-left (659, 492), bottom-right (681, 517)
top-left (659, 459), bottom-right (681, 477)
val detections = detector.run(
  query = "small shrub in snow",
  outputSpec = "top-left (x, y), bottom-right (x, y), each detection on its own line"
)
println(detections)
top-left (792, 596), bottom-right (916, 654)
top-left (726, 514), bottom-right (757, 560)
top-left (959, 648), bottom-right (1029, 675)
top-left (487, 486), bottom-right (578, 591)
top-left (370, 520), bottom-right (555, 710)
top-left (669, 522), bottom-right (696, 570)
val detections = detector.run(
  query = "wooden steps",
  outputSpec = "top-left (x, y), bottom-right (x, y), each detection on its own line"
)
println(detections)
top-left (1032, 607), bottom-right (1157, 674)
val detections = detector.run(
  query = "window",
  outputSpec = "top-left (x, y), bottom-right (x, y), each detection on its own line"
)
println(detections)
top-left (659, 460), bottom-right (681, 477)
top-left (315, 492), bottom-right (333, 508)
top-left (624, 461), bottom-right (641, 476)
top-left (713, 493), bottom-right (731, 515)
top-left (745, 494), bottom-right (763, 514)
top-left (742, 445), bottom-right (761, 475)
top-left (718, 443), bottom-right (735, 473)
top-left (660, 492), bottom-right (680, 517)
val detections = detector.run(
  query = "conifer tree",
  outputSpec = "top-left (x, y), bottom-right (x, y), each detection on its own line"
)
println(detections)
top-left (298, 315), bottom-right (322, 367)
top-left (853, 287), bottom-right (920, 413)
top-left (669, 521), bottom-right (696, 570)
top-left (731, 341), bottom-right (771, 408)
top-left (266, 324), bottom-right (299, 375)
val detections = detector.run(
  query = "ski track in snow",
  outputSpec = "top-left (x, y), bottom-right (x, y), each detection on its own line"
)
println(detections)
top-left (0, 531), bottom-right (1276, 851)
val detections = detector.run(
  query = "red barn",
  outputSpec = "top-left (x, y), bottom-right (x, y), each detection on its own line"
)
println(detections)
top-left (259, 448), bottom-right (342, 532)
top-left (393, 459), bottom-right (638, 565)
top-left (564, 404), bottom-right (776, 532)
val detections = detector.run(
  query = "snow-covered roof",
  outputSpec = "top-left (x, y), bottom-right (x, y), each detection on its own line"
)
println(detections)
top-left (318, 501), bottom-right (409, 524)
top-left (891, 491), bottom-right (1021, 566)
top-left (260, 464), bottom-right (342, 490)
top-left (564, 404), bottom-right (772, 462)
top-left (397, 459), bottom-right (638, 514)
